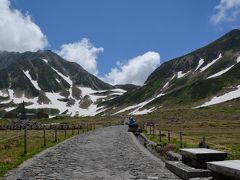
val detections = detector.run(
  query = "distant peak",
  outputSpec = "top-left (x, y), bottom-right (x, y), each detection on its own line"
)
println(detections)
top-left (225, 29), bottom-right (240, 37)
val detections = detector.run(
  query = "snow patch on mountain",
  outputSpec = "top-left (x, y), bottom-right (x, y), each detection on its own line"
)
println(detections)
top-left (55, 79), bottom-right (60, 83)
top-left (114, 93), bottom-right (164, 115)
top-left (237, 56), bottom-right (240, 63)
top-left (156, 93), bottom-right (165, 98)
top-left (1, 89), bottom-right (38, 106)
top-left (51, 67), bottom-right (72, 87)
top-left (111, 88), bottom-right (127, 93)
top-left (207, 56), bottom-right (240, 79)
top-left (200, 53), bottom-right (222, 72)
top-left (0, 90), bottom-right (8, 97)
top-left (1, 87), bottom-right (124, 116)
top-left (163, 82), bottom-right (169, 89)
top-left (177, 71), bottom-right (190, 79)
top-left (50, 66), bottom-right (75, 99)
top-left (23, 70), bottom-right (41, 90)
top-left (131, 107), bottom-right (156, 115)
top-left (207, 66), bottom-right (234, 79)
top-left (162, 75), bottom-right (175, 89)
top-left (195, 85), bottom-right (240, 108)
top-left (195, 58), bottom-right (204, 71)
top-left (42, 58), bottom-right (48, 63)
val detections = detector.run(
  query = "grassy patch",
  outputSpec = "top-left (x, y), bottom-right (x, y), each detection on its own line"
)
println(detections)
top-left (0, 119), bottom-right (9, 126)
top-left (0, 116), bottom-right (119, 177)
top-left (135, 108), bottom-right (240, 160)
top-left (0, 129), bottom-right (83, 177)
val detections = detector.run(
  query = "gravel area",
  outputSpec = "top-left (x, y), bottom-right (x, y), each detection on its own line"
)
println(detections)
top-left (5, 126), bottom-right (179, 180)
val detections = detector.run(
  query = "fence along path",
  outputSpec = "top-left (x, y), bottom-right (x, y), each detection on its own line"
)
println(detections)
top-left (142, 122), bottom-right (239, 156)
top-left (0, 122), bottom-right (99, 155)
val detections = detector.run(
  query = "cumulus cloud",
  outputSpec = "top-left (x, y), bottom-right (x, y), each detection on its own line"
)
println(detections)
top-left (103, 52), bottom-right (160, 85)
top-left (211, 0), bottom-right (240, 24)
top-left (56, 38), bottom-right (103, 75)
top-left (0, 0), bottom-right (48, 52)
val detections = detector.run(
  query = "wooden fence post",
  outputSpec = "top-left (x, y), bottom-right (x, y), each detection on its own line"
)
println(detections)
top-left (168, 130), bottom-right (170, 142)
top-left (54, 126), bottom-right (58, 142)
top-left (43, 126), bottom-right (46, 146)
top-left (72, 125), bottom-right (74, 135)
top-left (153, 125), bottom-right (155, 136)
top-left (159, 129), bottom-right (162, 142)
top-left (64, 127), bottom-right (67, 138)
top-left (24, 126), bottom-right (27, 154)
top-left (180, 132), bottom-right (183, 148)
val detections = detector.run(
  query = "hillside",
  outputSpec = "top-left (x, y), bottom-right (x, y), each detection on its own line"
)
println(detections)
top-left (0, 50), bottom-right (125, 117)
top-left (104, 29), bottom-right (240, 115)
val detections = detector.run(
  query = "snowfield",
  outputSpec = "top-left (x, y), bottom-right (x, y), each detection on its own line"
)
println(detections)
top-left (1, 87), bottom-right (125, 117)
top-left (42, 58), bottom-right (48, 63)
top-left (162, 75), bottom-right (175, 89)
top-left (207, 56), bottom-right (240, 79)
top-left (207, 66), bottom-right (234, 79)
top-left (1, 60), bottom-right (126, 117)
top-left (0, 90), bottom-right (8, 97)
top-left (195, 58), bottom-right (204, 71)
top-left (23, 70), bottom-right (41, 90)
top-left (130, 107), bottom-right (156, 115)
top-left (114, 93), bottom-right (164, 115)
top-left (177, 71), bottom-right (189, 78)
top-left (200, 53), bottom-right (222, 72)
top-left (195, 85), bottom-right (240, 108)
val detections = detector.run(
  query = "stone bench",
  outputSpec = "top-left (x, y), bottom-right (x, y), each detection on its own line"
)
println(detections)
top-left (180, 148), bottom-right (227, 169)
top-left (207, 160), bottom-right (240, 180)
top-left (165, 161), bottom-right (212, 180)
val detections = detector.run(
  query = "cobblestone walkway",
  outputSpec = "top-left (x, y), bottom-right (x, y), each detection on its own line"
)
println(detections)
top-left (5, 126), bottom-right (178, 180)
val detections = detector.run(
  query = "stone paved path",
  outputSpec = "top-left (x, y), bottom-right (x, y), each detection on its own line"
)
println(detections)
top-left (5, 126), bottom-right (179, 180)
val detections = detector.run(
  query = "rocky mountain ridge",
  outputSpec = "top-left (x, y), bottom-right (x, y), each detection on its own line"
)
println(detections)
top-left (0, 50), bottom-right (125, 117)
top-left (104, 29), bottom-right (240, 115)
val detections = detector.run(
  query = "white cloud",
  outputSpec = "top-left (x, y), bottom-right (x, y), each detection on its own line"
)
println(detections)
top-left (0, 0), bottom-right (48, 52)
top-left (103, 51), bottom-right (160, 85)
top-left (211, 0), bottom-right (240, 24)
top-left (56, 38), bottom-right (103, 75)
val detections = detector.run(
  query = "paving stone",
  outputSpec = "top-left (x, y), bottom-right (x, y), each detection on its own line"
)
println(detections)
top-left (5, 126), bottom-right (179, 180)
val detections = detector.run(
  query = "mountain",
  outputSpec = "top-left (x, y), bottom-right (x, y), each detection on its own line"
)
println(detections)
top-left (114, 84), bottom-right (139, 91)
top-left (0, 50), bottom-right (125, 117)
top-left (104, 29), bottom-right (240, 115)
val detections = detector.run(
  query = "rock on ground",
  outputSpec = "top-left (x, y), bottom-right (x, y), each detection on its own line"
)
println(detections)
top-left (5, 126), bottom-right (179, 180)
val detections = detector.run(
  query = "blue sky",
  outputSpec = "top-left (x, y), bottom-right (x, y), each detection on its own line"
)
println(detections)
top-left (1, 0), bottom-right (240, 85)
